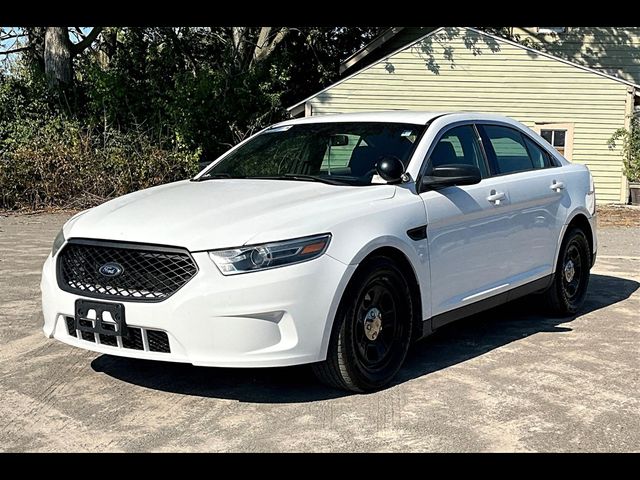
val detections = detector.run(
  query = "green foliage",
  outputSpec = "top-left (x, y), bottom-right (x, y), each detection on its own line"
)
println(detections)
top-left (75, 27), bottom-right (382, 162)
top-left (608, 116), bottom-right (640, 183)
top-left (0, 116), bottom-right (199, 210)
top-left (0, 27), bottom-right (383, 210)
top-left (0, 73), bottom-right (199, 209)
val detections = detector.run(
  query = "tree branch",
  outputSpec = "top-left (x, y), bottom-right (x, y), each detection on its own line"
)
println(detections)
top-left (71, 26), bottom-right (103, 55)
top-left (252, 27), bottom-right (288, 65)
top-left (255, 27), bottom-right (272, 51)
top-left (237, 27), bottom-right (250, 61)
top-left (0, 33), bottom-right (26, 41)
top-left (0, 46), bottom-right (31, 55)
top-left (232, 27), bottom-right (246, 50)
top-left (166, 27), bottom-right (198, 73)
top-left (211, 30), bottom-right (231, 46)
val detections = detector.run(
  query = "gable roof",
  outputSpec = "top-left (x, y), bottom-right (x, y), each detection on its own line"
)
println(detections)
top-left (339, 27), bottom-right (405, 74)
top-left (288, 27), bottom-right (640, 113)
top-left (340, 27), bottom-right (437, 75)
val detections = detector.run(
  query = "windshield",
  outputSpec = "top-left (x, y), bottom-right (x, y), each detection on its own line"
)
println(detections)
top-left (198, 121), bottom-right (426, 186)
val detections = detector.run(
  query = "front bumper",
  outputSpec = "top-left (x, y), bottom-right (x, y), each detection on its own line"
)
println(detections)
top-left (41, 249), bottom-right (355, 367)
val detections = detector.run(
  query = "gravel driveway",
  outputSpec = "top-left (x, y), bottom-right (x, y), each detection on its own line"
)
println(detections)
top-left (0, 212), bottom-right (638, 452)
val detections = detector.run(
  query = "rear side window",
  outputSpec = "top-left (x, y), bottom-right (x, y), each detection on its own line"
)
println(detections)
top-left (428, 125), bottom-right (488, 177)
top-left (522, 135), bottom-right (552, 169)
top-left (479, 125), bottom-right (534, 175)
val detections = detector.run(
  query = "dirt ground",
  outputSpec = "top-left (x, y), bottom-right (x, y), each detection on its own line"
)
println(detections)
top-left (0, 212), bottom-right (638, 452)
top-left (597, 205), bottom-right (640, 227)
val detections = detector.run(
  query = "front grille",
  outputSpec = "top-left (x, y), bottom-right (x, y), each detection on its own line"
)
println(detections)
top-left (147, 330), bottom-right (171, 353)
top-left (57, 239), bottom-right (198, 302)
top-left (66, 316), bottom-right (171, 353)
top-left (122, 328), bottom-right (144, 350)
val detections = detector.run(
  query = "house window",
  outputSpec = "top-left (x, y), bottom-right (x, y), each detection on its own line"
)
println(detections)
top-left (538, 27), bottom-right (566, 34)
top-left (534, 122), bottom-right (574, 160)
top-left (540, 129), bottom-right (566, 155)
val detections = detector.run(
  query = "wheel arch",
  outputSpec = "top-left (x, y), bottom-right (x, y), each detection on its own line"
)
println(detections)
top-left (566, 213), bottom-right (594, 258)
top-left (554, 209), bottom-right (595, 270)
top-left (360, 246), bottom-right (424, 342)
top-left (319, 241), bottom-right (426, 359)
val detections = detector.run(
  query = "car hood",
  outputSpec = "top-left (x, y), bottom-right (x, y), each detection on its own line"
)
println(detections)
top-left (65, 179), bottom-right (396, 251)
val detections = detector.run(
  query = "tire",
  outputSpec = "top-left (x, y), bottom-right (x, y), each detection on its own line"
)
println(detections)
top-left (312, 256), bottom-right (414, 392)
top-left (543, 227), bottom-right (591, 317)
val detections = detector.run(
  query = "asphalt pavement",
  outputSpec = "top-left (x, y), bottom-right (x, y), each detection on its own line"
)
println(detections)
top-left (0, 212), bottom-right (638, 452)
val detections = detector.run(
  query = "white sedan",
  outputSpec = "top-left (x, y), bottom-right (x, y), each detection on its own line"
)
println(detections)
top-left (41, 111), bottom-right (597, 392)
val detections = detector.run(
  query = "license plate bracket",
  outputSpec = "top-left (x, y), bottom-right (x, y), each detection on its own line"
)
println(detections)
top-left (74, 299), bottom-right (127, 337)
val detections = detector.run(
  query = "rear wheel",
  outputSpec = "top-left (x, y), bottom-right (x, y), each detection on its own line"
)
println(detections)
top-left (543, 227), bottom-right (591, 316)
top-left (312, 256), bottom-right (413, 392)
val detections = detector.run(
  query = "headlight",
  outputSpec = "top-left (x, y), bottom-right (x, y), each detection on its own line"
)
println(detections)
top-left (51, 229), bottom-right (65, 257)
top-left (209, 234), bottom-right (331, 275)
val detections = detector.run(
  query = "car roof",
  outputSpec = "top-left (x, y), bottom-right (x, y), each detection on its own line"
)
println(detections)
top-left (275, 111), bottom-right (522, 127)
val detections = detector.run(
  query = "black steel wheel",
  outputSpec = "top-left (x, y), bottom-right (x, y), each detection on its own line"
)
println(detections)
top-left (313, 256), bottom-right (414, 392)
top-left (543, 227), bottom-right (591, 316)
top-left (562, 242), bottom-right (583, 300)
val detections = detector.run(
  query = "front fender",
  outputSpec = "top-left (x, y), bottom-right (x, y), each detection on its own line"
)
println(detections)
top-left (317, 188), bottom-right (431, 358)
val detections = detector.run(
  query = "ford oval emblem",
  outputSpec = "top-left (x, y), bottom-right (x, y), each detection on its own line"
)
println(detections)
top-left (99, 262), bottom-right (124, 277)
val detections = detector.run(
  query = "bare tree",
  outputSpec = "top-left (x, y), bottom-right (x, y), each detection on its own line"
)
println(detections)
top-left (1, 26), bottom-right (103, 85)
top-left (224, 27), bottom-right (289, 68)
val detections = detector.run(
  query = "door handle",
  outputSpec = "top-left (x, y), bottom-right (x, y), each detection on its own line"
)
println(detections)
top-left (487, 190), bottom-right (506, 204)
top-left (550, 180), bottom-right (565, 192)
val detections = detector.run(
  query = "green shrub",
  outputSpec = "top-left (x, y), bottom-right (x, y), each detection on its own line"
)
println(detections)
top-left (608, 116), bottom-right (640, 183)
top-left (0, 115), bottom-right (200, 210)
top-left (0, 73), bottom-right (199, 211)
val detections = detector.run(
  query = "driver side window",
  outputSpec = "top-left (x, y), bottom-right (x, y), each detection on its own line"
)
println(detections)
top-left (428, 125), bottom-right (488, 178)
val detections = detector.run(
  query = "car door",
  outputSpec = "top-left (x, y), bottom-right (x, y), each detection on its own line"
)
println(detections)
top-left (419, 124), bottom-right (517, 322)
top-left (477, 124), bottom-right (567, 284)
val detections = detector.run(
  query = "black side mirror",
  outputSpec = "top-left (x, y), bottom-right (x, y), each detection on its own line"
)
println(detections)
top-left (421, 164), bottom-right (481, 190)
top-left (376, 156), bottom-right (405, 183)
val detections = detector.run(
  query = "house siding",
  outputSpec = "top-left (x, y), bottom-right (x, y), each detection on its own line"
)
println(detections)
top-left (308, 27), bottom-right (630, 203)
top-left (512, 27), bottom-right (640, 86)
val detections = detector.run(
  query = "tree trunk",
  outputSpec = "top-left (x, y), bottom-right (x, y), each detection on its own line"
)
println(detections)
top-left (97, 27), bottom-right (117, 68)
top-left (23, 27), bottom-right (46, 73)
top-left (44, 27), bottom-right (72, 85)
top-left (252, 27), bottom-right (288, 66)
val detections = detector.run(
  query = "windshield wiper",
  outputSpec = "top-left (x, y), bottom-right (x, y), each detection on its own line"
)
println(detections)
top-left (250, 174), bottom-right (350, 185)
top-left (194, 173), bottom-right (352, 185)
top-left (284, 174), bottom-right (349, 185)
top-left (192, 173), bottom-right (242, 182)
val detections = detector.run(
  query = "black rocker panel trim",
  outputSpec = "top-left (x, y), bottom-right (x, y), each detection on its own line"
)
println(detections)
top-left (420, 274), bottom-right (553, 337)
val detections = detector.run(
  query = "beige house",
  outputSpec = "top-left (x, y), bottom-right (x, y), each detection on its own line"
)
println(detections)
top-left (288, 27), bottom-right (640, 204)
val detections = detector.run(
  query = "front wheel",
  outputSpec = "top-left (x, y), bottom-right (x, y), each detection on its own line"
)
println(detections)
top-left (312, 257), bottom-right (414, 392)
top-left (543, 227), bottom-right (591, 317)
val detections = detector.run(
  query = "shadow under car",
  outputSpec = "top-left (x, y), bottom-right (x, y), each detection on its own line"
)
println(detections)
top-left (91, 273), bottom-right (638, 402)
